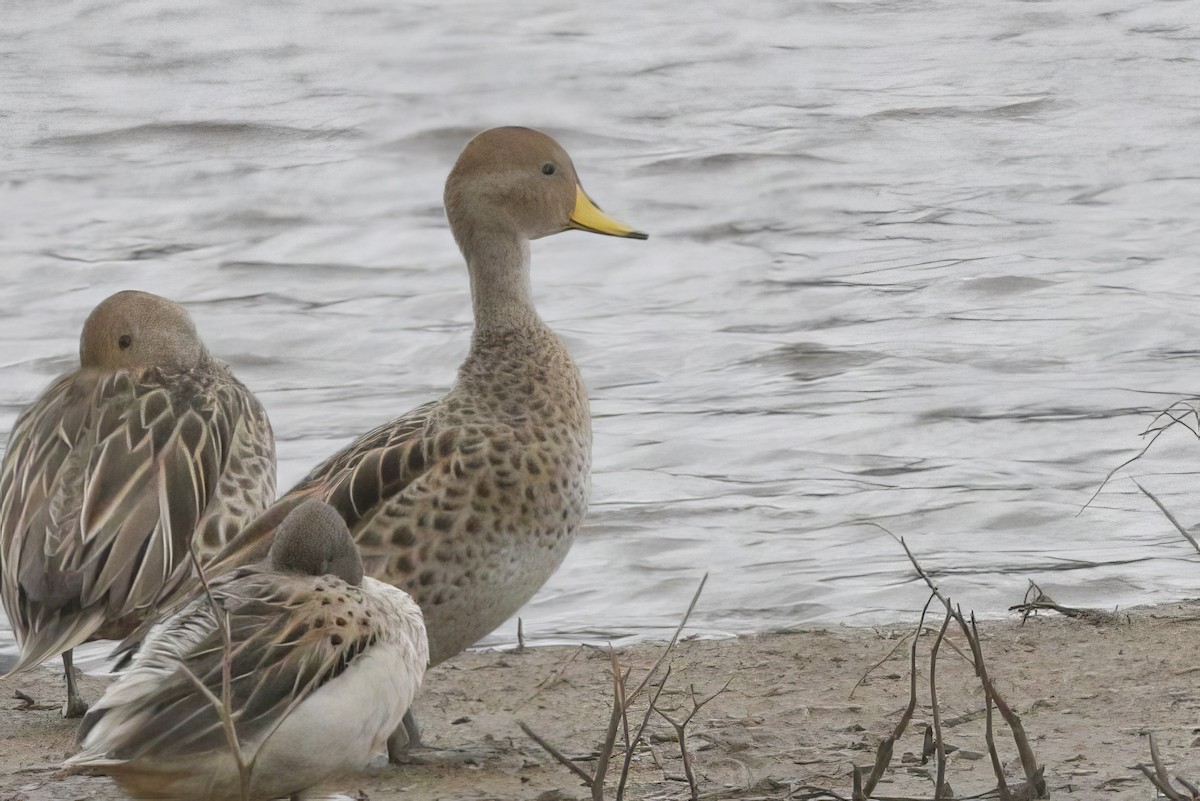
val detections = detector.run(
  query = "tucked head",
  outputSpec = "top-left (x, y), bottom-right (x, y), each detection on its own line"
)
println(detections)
top-left (444, 126), bottom-right (648, 243)
top-left (79, 290), bottom-right (207, 371)
top-left (268, 499), bottom-right (364, 586)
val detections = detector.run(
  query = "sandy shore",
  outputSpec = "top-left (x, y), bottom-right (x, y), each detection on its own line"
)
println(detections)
top-left (2, 602), bottom-right (1198, 801)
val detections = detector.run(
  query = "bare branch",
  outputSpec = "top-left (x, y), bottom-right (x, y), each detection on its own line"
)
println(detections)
top-left (1136, 732), bottom-right (1199, 801)
top-left (627, 573), bottom-right (708, 704)
top-left (516, 644), bottom-right (585, 710)
top-left (881, 528), bottom-right (1046, 799)
top-left (858, 593), bottom-right (934, 799)
top-left (849, 631), bottom-right (914, 700)
top-left (652, 678), bottom-right (731, 801)
top-left (929, 610), bottom-right (952, 798)
top-left (1134, 479), bottom-right (1200, 555)
top-left (520, 573), bottom-right (709, 800)
top-left (184, 544), bottom-right (251, 801)
top-left (1008, 579), bottom-right (1116, 625)
top-left (590, 648), bottom-right (626, 801)
top-left (616, 664), bottom-right (671, 801)
top-left (1078, 401), bottom-right (1198, 514)
top-left (518, 720), bottom-right (595, 787)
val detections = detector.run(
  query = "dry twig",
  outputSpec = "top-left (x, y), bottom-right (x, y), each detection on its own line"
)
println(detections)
top-left (184, 544), bottom-right (253, 801)
top-left (1134, 479), bottom-right (1200, 555)
top-left (1081, 398), bottom-right (1200, 514)
top-left (855, 594), bottom-right (934, 800)
top-left (12, 689), bottom-right (57, 711)
top-left (1136, 732), bottom-right (1200, 800)
top-left (181, 545), bottom-right (325, 801)
top-left (653, 678), bottom-right (734, 800)
top-left (617, 664), bottom-right (673, 800)
top-left (1008, 579), bottom-right (1117, 625)
top-left (928, 611), bottom-right (952, 799)
top-left (519, 573), bottom-right (713, 800)
top-left (515, 644), bottom-right (585, 710)
top-left (518, 720), bottom-right (595, 787)
top-left (846, 528), bottom-right (1047, 801)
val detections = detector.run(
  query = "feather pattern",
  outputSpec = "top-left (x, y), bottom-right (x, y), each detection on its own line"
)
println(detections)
top-left (204, 127), bottom-right (645, 681)
top-left (0, 359), bottom-right (275, 674)
top-left (69, 567), bottom-right (426, 801)
top-left (208, 330), bottom-right (592, 669)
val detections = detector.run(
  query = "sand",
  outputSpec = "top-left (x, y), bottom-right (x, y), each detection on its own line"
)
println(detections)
top-left (2, 602), bottom-right (1198, 801)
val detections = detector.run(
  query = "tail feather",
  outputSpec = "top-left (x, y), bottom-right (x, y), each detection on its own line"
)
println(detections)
top-left (4, 609), bottom-right (106, 677)
top-left (63, 752), bottom-right (126, 772)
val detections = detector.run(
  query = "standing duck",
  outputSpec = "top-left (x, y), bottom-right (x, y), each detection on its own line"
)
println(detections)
top-left (67, 498), bottom-right (428, 801)
top-left (211, 126), bottom-right (646, 752)
top-left (0, 290), bottom-right (276, 716)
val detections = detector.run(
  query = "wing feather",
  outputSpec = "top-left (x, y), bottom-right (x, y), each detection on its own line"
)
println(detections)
top-left (206, 401), bottom-right (438, 574)
top-left (0, 365), bottom-right (275, 670)
top-left (91, 571), bottom-right (381, 761)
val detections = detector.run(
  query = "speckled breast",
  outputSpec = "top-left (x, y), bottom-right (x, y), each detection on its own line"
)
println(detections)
top-left (380, 330), bottom-right (593, 667)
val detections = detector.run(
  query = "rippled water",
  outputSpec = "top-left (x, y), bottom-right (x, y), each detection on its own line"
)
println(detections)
top-left (2, 0), bottom-right (1199, 671)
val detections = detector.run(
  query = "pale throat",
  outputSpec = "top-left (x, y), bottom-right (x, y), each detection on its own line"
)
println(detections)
top-left (461, 224), bottom-right (540, 333)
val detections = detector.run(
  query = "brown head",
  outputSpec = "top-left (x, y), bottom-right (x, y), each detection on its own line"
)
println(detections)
top-left (268, 499), bottom-right (364, 586)
top-left (443, 126), bottom-right (648, 245)
top-left (79, 290), bottom-right (208, 371)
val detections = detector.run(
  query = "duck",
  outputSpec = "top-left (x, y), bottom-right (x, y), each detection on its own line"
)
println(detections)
top-left (207, 126), bottom-right (646, 755)
top-left (0, 290), bottom-right (276, 717)
top-left (67, 498), bottom-right (428, 801)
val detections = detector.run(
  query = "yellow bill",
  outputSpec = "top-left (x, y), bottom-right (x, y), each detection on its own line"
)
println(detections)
top-left (568, 186), bottom-right (649, 240)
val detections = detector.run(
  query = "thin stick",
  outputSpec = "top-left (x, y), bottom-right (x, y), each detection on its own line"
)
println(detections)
top-left (619, 664), bottom-right (632, 764)
top-left (967, 611), bottom-right (1041, 796)
top-left (518, 573), bottom-right (709, 799)
top-left (859, 593), bottom-right (934, 800)
top-left (1134, 479), bottom-right (1200, 555)
top-left (1136, 763), bottom-right (1188, 801)
top-left (981, 671), bottom-right (1007, 800)
top-left (1080, 402), bottom-right (1200, 515)
top-left (929, 610), bottom-right (952, 798)
top-left (1148, 731), bottom-right (1195, 801)
top-left (592, 648), bottom-right (625, 801)
top-left (616, 664), bottom-right (671, 801)
top-left (653, 678), bottom-right (733, 800)
top-left (1008, 579), bottom-right (1114, 624)
top-left (849, 630), bottom-right (914, 700)
top-left (884, 528), bottom-right (1045, 799)
top-left (185, 545), bottom-right (251, 801)
top-left (626, 573), bottom-right (708, 704)
top-left (516, 644), bottom-right (585, 710)
top-left (518, 720), bottom-right (595, 787)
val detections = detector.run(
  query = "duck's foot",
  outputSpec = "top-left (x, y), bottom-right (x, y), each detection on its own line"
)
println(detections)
top-left (61, 694), bottom-right (89, 718)
top-left (61, 651), bottom-right (89, 719)
top-left (384, 708), bottom-right (503, 766)
top-left (386, 708), bottom-right (422, 763)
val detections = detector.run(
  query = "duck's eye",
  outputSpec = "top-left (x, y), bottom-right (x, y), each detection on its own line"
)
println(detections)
top-left (541, 163), bottom-right (556, 176)
top-left (118, 334), bottom-right (132, 350)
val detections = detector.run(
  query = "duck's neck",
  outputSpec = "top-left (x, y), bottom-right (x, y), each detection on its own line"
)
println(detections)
top-left (460, 222), bottom-right (542, 335)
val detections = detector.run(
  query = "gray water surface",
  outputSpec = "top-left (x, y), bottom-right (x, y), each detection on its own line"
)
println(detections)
top-left (2, 0), bottom-right (1199, 671)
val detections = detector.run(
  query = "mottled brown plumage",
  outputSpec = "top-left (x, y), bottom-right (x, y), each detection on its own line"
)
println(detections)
top-left (209, 127), bottom-right (646, 750)
top-left (68, 499), bottom-right (427, 801)
top-left (0, 290), bottom-right (276, 716)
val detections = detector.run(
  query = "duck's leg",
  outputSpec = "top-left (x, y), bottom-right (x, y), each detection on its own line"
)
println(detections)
top-left (61, 649), bottom-right (89, 718)
top-left (386, 708), bottom-right (422, 762)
